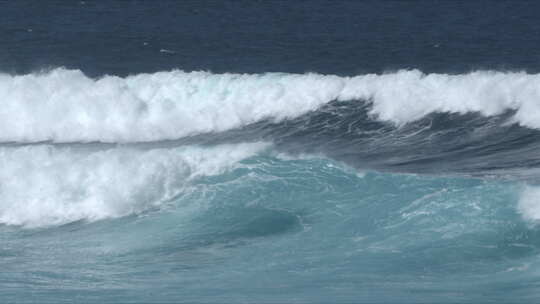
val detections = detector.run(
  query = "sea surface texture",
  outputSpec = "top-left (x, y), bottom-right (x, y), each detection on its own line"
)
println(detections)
top-left (3, 1), bottom-right (540, 303)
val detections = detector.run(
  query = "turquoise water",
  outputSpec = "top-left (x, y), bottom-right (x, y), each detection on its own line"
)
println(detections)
top-left (2, 150), bottom-right (538, 303)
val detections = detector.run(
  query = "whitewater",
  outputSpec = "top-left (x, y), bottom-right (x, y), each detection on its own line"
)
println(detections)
top-left (2, 69), bottom-right (540, 143)
top-left (2, 69), bottom-right (540, 231)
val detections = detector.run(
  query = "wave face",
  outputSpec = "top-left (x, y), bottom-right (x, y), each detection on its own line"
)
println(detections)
top-left (2, 152), bottom-right (540, 303)
top-left (3, 69), bottom-right (540, 303)
top-left (2, 69), bottom-right (540, 143)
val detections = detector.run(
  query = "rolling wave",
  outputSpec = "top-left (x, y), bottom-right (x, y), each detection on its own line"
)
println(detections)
top-left (1, 69), bottom-right (540, 143)
top-left (1, 141), bottom-right (539, 229)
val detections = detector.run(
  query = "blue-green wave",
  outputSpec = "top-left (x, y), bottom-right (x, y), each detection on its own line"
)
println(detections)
top-left (2, 152), bottom-right (539, 303)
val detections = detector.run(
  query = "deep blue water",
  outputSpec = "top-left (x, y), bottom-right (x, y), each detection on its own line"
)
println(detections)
top-left (3, 0), bottom-right (540, 76)
top-left (2, 1), bottom-right (540, 303)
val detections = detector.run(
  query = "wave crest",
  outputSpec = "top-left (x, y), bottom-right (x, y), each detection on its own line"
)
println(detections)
top-left (0, 142), bottom-right (268, 227)
top-left (1, 68), bottom-right (540, 143)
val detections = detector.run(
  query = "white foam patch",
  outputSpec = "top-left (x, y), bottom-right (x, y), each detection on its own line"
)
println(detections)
top-left (1, 68), bottom-right (540, 143)
top-left (342, 70), bottom-right (540, 126)
top-left (0, 142), bottom-right (268, 227)
top-left (518, 186), bottom-right (540, 223)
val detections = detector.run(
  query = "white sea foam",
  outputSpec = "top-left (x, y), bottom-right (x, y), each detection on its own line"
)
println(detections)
top-left (0, 142), bottom-right (268, 227)
top-left (1, 68), bottom-right (540, 143)
top-left (518, 186), bottom-right (540, 223)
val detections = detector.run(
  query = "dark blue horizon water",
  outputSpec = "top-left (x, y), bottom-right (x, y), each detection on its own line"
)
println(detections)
top-left (3, 1), bottom-right (540, 303)
top-left (2, 0), bottom-right (540, 77)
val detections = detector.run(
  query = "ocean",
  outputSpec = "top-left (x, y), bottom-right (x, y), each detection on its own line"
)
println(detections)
top-left (2, 1), bottom-right (540, 303)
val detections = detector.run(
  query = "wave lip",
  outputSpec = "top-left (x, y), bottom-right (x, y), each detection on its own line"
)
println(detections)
top-left (1, 68), bottom-right (540, 143)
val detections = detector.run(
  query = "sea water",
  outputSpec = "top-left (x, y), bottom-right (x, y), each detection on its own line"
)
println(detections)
top-left (2, 1), bottom-right (540, 303)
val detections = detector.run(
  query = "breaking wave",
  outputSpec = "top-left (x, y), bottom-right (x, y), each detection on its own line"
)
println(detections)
top-left (2, 68), bottom-right (540, 143)
top-left (0, 142), bottom-right (268, 227)
top-left (3, 68), bottom-right (540, 303)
